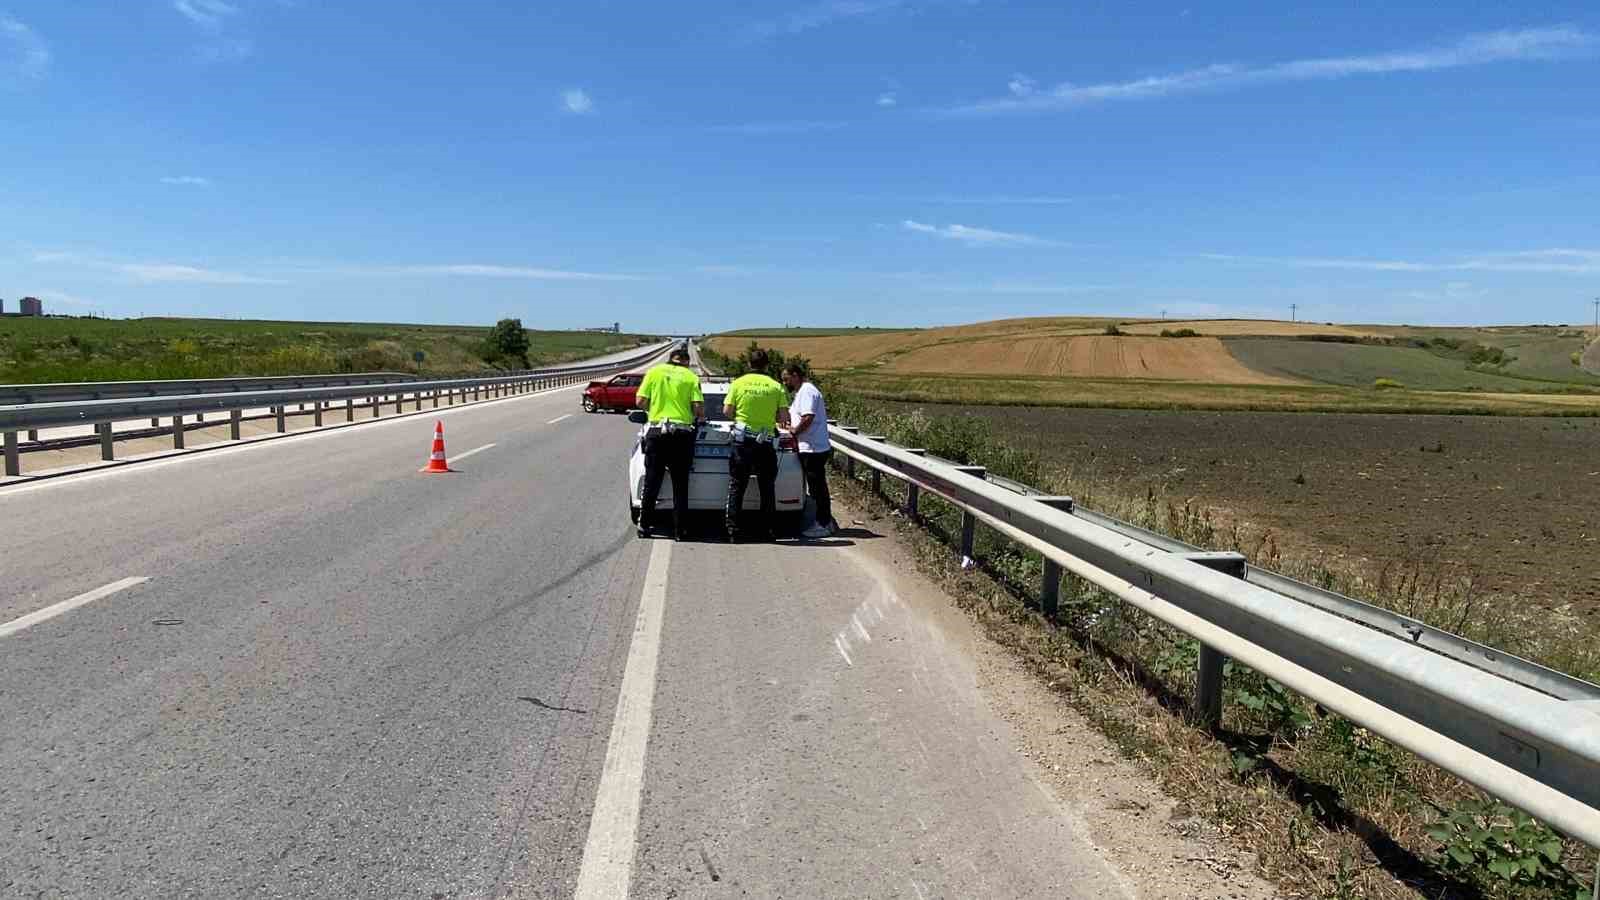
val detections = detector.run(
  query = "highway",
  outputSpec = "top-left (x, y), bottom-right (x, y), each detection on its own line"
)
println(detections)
top-left (2, 377), bottom-right (1150, 898)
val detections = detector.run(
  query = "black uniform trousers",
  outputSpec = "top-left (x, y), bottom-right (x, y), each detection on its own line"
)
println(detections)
top-left (726, 438), bottom-right (778, 539)
top-left (640, 428), bottom-right (695, 535)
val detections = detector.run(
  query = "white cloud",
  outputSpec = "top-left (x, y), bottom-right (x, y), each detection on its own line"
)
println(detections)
top-left (199, 38), bottom-right (254, 63)
top-left (174, 0), bottom-right (238, 28)
top-left (920, 194), bottom-right (1079, 205)
top-left (743, 0), bottom-right (906, 41)
top-left (925, 281), bottom-right (1120, 294)
top-left (30, 250), bottom-right (283, 285)
top-left (562, 88), bottom-right (594, 114)
top-left (1, 15), bottom-right (50, 81)
top-left (118, 263), bottom-right (283, 285)
top-left (160, 175), bottom-right (213, 187)
top-left (1006, 73), bottom-right (1036, 97)
top-left (708, 120), bottom-right (848, 135)
top-left (947, 26), bottom-right (1596, 114)
top-left (876, 91), bottom-right (898, 107)
top-left (1201, 249), bottom-right (1600, 275)
top-left (901, 219), bottom-right (1064, 247)
top-left (399, 264), bottom-right (644, 281)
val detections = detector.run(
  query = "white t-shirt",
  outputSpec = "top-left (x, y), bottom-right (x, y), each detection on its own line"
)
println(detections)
top-left (788, 381), bottom-right (831, 453)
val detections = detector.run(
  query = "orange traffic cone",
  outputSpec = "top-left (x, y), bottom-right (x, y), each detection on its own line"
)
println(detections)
top-left (420, 421), bottom-right (453, 473)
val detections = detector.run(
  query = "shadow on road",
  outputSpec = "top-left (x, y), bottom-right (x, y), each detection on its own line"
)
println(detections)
top-left (518, 696), bottom-right (588, 714)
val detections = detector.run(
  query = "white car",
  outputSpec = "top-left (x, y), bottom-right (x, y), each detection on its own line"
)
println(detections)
top-left (627, 379), bottom-right (805, 534)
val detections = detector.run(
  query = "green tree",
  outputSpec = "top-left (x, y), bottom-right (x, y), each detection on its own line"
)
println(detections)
top-left (485, 318), bottom-right (531, 368)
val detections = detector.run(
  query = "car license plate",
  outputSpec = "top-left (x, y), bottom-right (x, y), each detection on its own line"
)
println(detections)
top-left (696, 445), bottom-right (732, 458)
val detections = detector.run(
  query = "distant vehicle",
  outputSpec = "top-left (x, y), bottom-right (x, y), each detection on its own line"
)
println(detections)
top-left (626, 378), bottom-right (805, 533)
top-left (582, 372), bottom-right (644, 413)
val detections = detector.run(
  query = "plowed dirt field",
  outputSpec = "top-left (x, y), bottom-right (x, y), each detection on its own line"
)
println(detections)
top-left (906, 404), bottom-right (1600, 612)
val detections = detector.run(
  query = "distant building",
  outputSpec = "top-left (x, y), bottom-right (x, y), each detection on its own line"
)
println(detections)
top-left (584, 322), bottom-right (622, 334)
top-left (20, 296), bottom-right (43, 316)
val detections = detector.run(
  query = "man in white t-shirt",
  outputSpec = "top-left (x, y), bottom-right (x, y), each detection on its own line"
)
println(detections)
top-left (780, 362), bottom-right (835, 539)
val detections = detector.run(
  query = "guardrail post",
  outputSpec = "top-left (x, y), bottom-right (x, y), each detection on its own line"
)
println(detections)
top-left (1029, 497), bottom-right (1075, 616)
top-left (172, 415), bottom-right (184, 449)
top-left (27, 428), bottom-right (38, 441)
top-left (230, 409), bottom-right (242, 440)
top-left (394, 393), bottom-right (403, 414)
top-left (951, 466), bottom-right (987, 560)
top-left (151, 417), bottom-right (159, 427)
top-left (414, 392), bottom-right (422, 411)
top-left (432, 390), bottom-right (440, 408)
top-left (99, 422), bottom-right (114, 461)
top-left (275, 406), bottom-right (287, 433)
top-left (3, 431), bottom-right (19, 477)
top-left (346, 398), bottom-right (354, 422)
top-left (314, 402), bottom-right (324, 427)
top-left (371, 396), bottom-right (380, 419)
top-left (1178, 551), bottom-right (1247, 728)
top-left (901, 449), bottom-right (927, 518)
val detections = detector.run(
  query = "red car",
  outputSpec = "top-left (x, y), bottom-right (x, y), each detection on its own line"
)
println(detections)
top-left (582, 372), bottom-right (644, 413)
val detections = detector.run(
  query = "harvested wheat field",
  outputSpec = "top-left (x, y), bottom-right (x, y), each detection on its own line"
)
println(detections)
top-left (884, 335), bottom-right (1298, 384)
top-left (706, 316), bottom-right (1120, 370)
top-left (1117, 318), bottom-right (1383, 338)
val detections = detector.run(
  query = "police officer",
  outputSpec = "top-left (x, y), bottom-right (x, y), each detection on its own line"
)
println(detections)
top-left (635, 346), bottom-right (704, 540)
top-left (721, 348), bottom-right (787, 542)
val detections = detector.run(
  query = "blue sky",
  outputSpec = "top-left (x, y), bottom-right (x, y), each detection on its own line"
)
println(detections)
top-left (1, 1), bottom-right (1597, 332)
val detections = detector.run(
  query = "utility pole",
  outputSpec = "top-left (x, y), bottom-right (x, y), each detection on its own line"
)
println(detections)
top-left (1290, 303), bottom-right (1298, 323)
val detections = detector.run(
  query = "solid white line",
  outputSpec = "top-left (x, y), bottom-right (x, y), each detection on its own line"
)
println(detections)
top-left (547, 414), bottom-right (573, 425)
top-left (449, 442), bottom-right (496, 464)
top-left (573, 539), bottom-right (672, 900)
top-left (0, 577), bottom-right (151, 638)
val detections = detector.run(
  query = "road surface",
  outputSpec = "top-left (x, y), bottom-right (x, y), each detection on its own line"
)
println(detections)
top-left (2, 378), bottom-right (1148, 898)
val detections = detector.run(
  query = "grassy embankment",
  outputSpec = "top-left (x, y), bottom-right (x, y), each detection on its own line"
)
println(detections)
top-left (707, 318), bottom-right (1600, 416)
top-left (820, 392), bottom-right (1600, 900)
top-left (0, 317), bottom-right (657, 384)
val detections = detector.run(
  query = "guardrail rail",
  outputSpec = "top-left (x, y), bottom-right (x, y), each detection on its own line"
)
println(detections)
top-left (825, 423), bottom-right (1600, 848)
top-left (0, 343), bottom-right (673, 477)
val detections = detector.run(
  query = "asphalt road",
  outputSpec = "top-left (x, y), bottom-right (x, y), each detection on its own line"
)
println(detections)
top-left (1, 380), bottom-right (1136, 898)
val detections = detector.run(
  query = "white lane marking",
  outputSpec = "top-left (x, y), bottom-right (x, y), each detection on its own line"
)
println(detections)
top-left (547, 414), bottom-right (574, 425)
top-left (0, 577), bottom-right (150, 638)
top-left (0, 383), bottom-right (585, 498)
top-left (449, 442), bottom-right (496, 464)
top-left (574, 539), bottom-right (672, 900)
top-left (833, 634), bottom-right (854, 667)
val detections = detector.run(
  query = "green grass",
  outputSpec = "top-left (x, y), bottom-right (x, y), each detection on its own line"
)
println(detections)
top-left (834, 371), bottom-right (1600, 416)
top-left (715, 326), bottom-right (917, 337)
top-left (0, 317), bottom-right (659, 383)
top-left (1224, 338), bottom-right (1597, 392)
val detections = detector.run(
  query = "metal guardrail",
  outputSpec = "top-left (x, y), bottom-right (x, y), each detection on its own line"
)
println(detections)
top-left (0, 373), bottom-right (421, 406)
top-left (827, 425), bottom-right (1600, 846)
top-left (0, 344), bottom-right (673, 477)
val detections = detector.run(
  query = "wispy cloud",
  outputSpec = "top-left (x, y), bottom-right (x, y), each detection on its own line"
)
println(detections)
top-left (174, 0), bottom-right (237, 29)
top-left (742, 0), bottom-right (906, 41)
top-left (160, 175), bottom-right (213, 187)
top-left (396, 264), bottom-right (645, 281)
top-left (1201, 248), bottom-right (1600, 275)
top-left (32, 250), bottom-right (284, 285)
top-left (924, 281), bottom-right (1120, 294)
top-left (901, 219), bottom-right (1064, 247)
top-left (876, 91), bottom-right (898, 107)
top-left (920, 194), bottom-right (1080, 205)
top-left (708, 120), bottom-right (848, 135)
top-left (562, 88), bottom-right (594, 115)
top-left (120, 263), bottom-right (282, 285)
top-left (1, 15), bottom-right (50, 81)
top-left (946, 26), bottom-right (1596, 114)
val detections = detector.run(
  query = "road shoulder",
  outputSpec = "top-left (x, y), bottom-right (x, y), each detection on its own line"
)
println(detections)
top-left (833, 495), bottom-right (1282, 899)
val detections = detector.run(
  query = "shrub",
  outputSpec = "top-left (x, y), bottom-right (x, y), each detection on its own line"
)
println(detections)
top-left (1102, 323), bottom-right (1125, 336)
top-left (1159, 328), bottom-right (1202, 338)
top-left (1373, 378), bottom-right (1406, 390)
